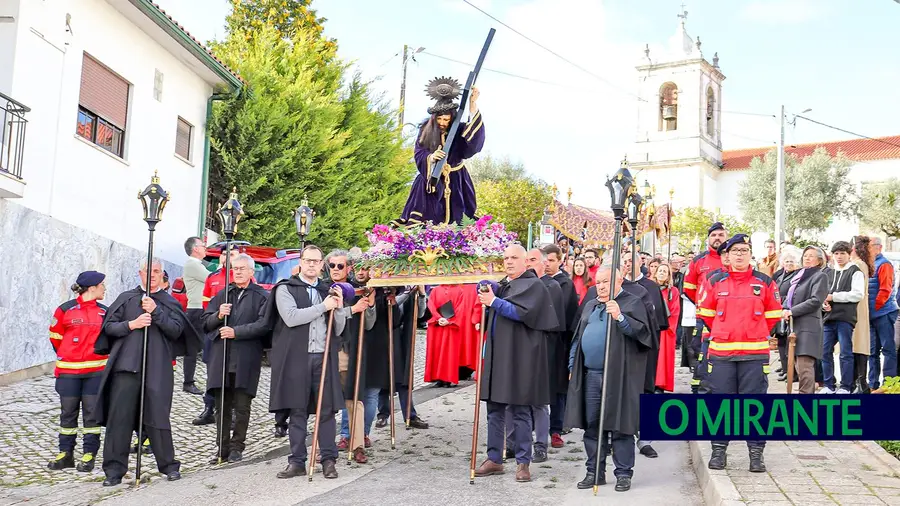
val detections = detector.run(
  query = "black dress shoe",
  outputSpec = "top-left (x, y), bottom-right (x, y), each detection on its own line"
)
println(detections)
top-left (167, 471), bottom-right (181, 481)
top-left (209, 454), bottom-right (227, 465)
top-left (273, 425), bottom-right (288, 437)
top-left (228, 450), bottom-right (243, 462)
top-left (640, 445), bottom-right (658, 458)
top-left (322, 459), bottom-right (338, 479)
top-left (577, 472), bottom-right (605, 489)
top-left (192, 407), bottom-right (215, 426)
top-left (375, 416), bottom-right (387, 429)
top-left (532, 448), bottom-right (548, 463)
top-left (276, 463), bottom-right (306, 479)
top-left (408, 417), bottom-right (429, 429)
top-left (183, 384), bottom-right (203, 395)
top-left (615, 476), bottom-right (632, 492)
top-left (102, 476), bottom-right (122, 487)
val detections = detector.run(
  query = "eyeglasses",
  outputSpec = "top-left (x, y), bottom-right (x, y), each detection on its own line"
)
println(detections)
top-left (328, 263), bottom-right (345, 270)
top-left (730, 248), bottom-right (751, 255)
top-left (301, 258), bottom-right (323, 265)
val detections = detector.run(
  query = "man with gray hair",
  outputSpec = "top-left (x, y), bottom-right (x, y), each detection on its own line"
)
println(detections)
top-left (202, 253), bottom-right (272, 463)
top-left (92, 257), bottom-right (201, 486)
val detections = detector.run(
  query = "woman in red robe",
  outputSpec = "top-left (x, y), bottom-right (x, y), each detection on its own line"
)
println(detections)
top-left (424, 284), bottom-right (469, 386)
top-left (654, 263), bottom-right (681, 392)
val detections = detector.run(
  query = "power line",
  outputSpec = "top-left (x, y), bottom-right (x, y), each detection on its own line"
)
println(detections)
top-left (378, 52), bottom-right (400, 68)
top-left (794, 115), bottom-right (900, 149)
top-left (419, 51), bottom-right (594, 91)
top-left (460, 0), bottom-right (646, 102)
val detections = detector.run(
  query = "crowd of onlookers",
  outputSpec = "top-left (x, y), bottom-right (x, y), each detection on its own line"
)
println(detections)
top-left (553, 234), bottom-right (899, 394)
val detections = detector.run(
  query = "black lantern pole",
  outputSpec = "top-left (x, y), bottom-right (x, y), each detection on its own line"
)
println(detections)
top-left (135, 171), bottom-right (169, 486)
top-left (215, 188), bottom-right (243, 465)
top-left (293, 196), bottom-right (315, 249)
top-left (627, 188), bottom-right (644, 281)
top-left (593, 159), bottom-right (634, 495)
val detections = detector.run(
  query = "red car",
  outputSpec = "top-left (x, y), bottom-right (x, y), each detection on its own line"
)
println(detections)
top-left (204, 243), bottom-right (302, 290)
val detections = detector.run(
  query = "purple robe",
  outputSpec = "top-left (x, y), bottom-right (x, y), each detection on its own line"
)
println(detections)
top-left (394, 111), bottom-right (485, 226)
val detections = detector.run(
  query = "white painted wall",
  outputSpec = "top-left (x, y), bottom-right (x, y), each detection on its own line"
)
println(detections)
top-left (0, 0), bottom-right (21, 96)
top-left (8, 0), bottom-right (214, 263)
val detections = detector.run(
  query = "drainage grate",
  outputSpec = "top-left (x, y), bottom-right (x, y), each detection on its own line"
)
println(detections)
top-left (797, 455), bottom-right (829, 460)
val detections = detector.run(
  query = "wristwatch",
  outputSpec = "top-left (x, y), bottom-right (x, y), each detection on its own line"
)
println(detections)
top-left (615, 313), bottom-right (625, 322)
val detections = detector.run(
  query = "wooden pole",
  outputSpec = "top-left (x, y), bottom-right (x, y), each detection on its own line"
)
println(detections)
top-left (308, 308), bottom-right (336, 481)
top-left (469, 291), bottom-right (489, 484)
top-left (406, 289), bottom-right (419, 428)
top-left (387, 291), bottom-right (396, 448)
top-left (347, 305), bottom-right (367, 464)
top-left (786, 317), bottom-right (796, 394)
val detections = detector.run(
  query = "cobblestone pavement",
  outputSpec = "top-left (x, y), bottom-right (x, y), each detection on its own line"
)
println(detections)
top-left (692, 349), bottom-right (900, 505)
top-left (0, 330), bottom-right (429, 505)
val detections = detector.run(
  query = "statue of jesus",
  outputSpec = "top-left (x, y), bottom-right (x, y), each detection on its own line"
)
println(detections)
top-left (393, 77), bottom-right (485, 227)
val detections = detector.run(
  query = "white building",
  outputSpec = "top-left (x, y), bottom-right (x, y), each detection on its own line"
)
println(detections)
top-left (0, 0), bottom-right (241, 375)
top-left (627, 11), bottom-right (900, 256)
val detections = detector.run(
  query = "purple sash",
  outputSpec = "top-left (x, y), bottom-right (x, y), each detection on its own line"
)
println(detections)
top-left (784, 268), bottom-right (806, 308)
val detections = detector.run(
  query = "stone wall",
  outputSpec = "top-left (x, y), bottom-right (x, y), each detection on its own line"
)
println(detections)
top-left (0, 200), bottom-right (182, 374)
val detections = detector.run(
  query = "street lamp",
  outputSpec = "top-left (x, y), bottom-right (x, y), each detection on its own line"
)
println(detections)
top-left (214, 188), bottom-right (243, 465)
top-left (592, 158), bottom-right (634, 495)
top-left (134, 170), bottom-right (169, 486)
top-left (293, 196), bottom-right (315, 249)
top-left (627, 190), bottom-right (644, 280)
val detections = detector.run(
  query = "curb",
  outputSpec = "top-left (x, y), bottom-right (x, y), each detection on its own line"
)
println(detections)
top-left (858, 440), bottom-right (900, 477)
top-left (689, 440), bottom-right (743, 506)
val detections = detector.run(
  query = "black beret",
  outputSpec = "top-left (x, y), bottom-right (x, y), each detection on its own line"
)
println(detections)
top-left (721, 234), bottom-right (751, 253)
top-left (75, 271), bottom-right (105, 287)
top-left (708, 222), bottom-right (725, 236)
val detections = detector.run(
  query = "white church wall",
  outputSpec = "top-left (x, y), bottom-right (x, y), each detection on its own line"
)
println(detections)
top-left (716, 170), bottom-right (745, 217)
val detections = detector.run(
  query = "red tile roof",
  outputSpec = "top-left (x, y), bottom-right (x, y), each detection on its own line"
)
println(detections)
top-left (145, 1), bottom-right (244, 84)
top-left (721, 135), bottom-right (900, 171)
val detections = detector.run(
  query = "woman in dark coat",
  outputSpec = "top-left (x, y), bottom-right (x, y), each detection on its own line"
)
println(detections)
top-left (775, 248), bottom-right (802, 382)
top-left (781, 246), bottom-right (828, 394)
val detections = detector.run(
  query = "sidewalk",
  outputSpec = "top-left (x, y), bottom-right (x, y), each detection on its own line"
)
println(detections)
top-left (691, 351), bottom-right (900, 505)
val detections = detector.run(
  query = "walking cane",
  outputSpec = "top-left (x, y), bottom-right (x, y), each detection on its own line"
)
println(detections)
top-left (387, 290), bottom-right (396, 449)
top-left (217, 240), bottom-right (233, 465)
top-left (348, 289), bottom-right (371, 464)
top-left (308, 294), bottom-right (338, 481)
top-left (469, 284), bottom-right (489, 484)
top-left (786, 316), bottom-right (796, 394)
top-left (406, 289), bottom-right (419, 428)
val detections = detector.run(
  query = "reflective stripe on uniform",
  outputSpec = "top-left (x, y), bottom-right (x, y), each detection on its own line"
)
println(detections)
top-left (49, 332), bottom-right (64, 341)
top-left (690, 379), bottom-right (700, 385)
top-left (56, 359), bottom-right (107, 369)
top-left (764, 310), bottom-right (783, 318)
top-left (697, 308), bottom-right (716, 317)
top-left (708, 341), bottom-right (770, 352)
top-left (763, 365), bottom-right (771, 374)
top-left (59, 427), bottom-right (78, 435)
top-left (683, 282), bottom-right (697, 290)
top-left (707, 362), bottom-right (712, 373)
top-left (82, 427), bottom-right (102, 434)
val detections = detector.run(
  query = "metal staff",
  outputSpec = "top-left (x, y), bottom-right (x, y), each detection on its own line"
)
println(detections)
top-left (406, 288), bottom-right (419, 428)
top-left (308, 293), bottom-right (338, 481)
top-left (592, 215), bottom-right (625, 494)
top-left (135, 230), bottom-right (155, 486)
top-left (786, 317), bottom-right (796, 394)
top-left (348, 289), bottom-right (372, 464)
top-left (135, 172), bottom-right (168, 487)
top-left (216, 240), bottom-right (233, 465)
top-left (469, 284), bottom-right (490, 484)
top-left (387, 289), bottom-right (397, 449)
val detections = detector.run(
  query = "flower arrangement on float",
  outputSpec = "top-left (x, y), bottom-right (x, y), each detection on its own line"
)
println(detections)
top-left (358, 216), bottom-right (516, 286)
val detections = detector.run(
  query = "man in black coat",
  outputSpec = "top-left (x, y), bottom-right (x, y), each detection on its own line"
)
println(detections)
top-left (565, 264), bottom-right (651, 492)
top-left (542, 244), bottom-right (578, 447)
top-left (474, 245), bottom-right (559, 483)
top-left (375, 286), bottom-right (429, 430)
top-left (202, 253), bottom-right (272, 464)
top-left (92, 258), bottom-right (201, 486)
top-left (266, 245), bottom-right (348, 479)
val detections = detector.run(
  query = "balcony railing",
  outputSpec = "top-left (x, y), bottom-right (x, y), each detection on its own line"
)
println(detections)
top-left (0, 92), bottom-right (30, 180)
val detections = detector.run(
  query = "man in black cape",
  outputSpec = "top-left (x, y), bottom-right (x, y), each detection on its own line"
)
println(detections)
top-left (475, 244), bottom-right (559, 483)
top-left (265, 245), bottom-right (348, 479)
top-left (565, 264), bottom-right (651, 492)
top-left (542, 244), bottom-right (578, 447)
top-left (325, 251), bottom-right (374, 464)
top-left (92, 258), bottom-right (201, 486)
top-left (623, 246), bottom-right (669, 459)
top-left (375, 286), bottom-right (430, 430)
top-left (202, 253), bottom-right (272, 464)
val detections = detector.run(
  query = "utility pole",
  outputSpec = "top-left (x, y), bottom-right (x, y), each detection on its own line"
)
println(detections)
top-left (399, 44), bottom-right (409, 127)
top-left (775, 105), bottom-right (785, 243)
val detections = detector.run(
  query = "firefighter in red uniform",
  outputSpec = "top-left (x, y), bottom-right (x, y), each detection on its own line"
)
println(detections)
top-left (47, 271), bottom-right (108, 472)
top-left (697, 234), bottom-right (782, 473)
top-left (683, 222), bottom-right (728, 393)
